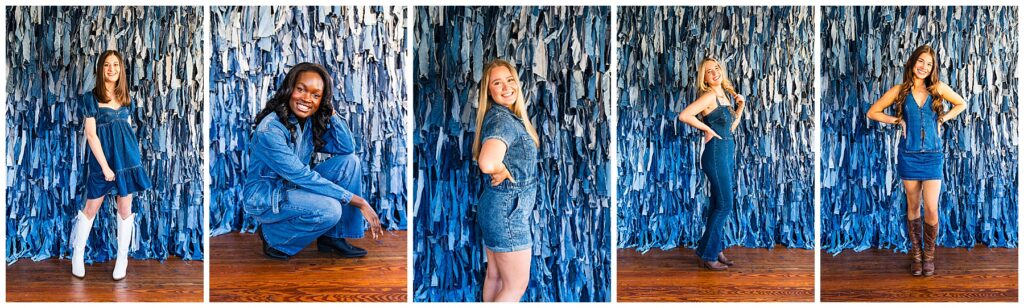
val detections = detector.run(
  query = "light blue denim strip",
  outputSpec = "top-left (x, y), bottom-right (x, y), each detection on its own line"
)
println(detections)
top-left (5, 6), bottom-right (205, 264)
top-left (412, 6), bottom-right (611, 302)
top-left (820, 6), bottom-right (1018, 254)
top-left (208, 6), bottom-right (409, 236)
top-left (617, 6), bottom-right (816, 254)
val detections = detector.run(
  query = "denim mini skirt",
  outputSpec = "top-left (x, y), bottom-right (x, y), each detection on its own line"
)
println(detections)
top-left (478, 178), bottom-right (537, 253)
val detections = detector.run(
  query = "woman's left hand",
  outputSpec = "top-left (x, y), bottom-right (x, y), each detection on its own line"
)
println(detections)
top-left (937, 119), bottom-right (943, 135)
top-left (733, 94), bottom-right (746, 106)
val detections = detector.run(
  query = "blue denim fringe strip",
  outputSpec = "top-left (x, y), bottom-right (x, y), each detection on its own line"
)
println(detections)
top-left (208, 6), bottom-right (409, 236)
top-left (5, 6), bottom-right (205, 264)
top-left (617, 6), bottom-right (816, 253)
top-left (412, 6), bottom-right (612, 302)
top-left (820, 6), bottom-right (1018, 254)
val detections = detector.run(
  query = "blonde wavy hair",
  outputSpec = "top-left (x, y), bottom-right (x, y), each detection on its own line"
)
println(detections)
top-left (472, 59), bottom-right (540, 161)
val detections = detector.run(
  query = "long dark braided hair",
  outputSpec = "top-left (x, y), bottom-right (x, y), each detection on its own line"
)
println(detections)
top-left (254, 62), bottom-right (336, 150)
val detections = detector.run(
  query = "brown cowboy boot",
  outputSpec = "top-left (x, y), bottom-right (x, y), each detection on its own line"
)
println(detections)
top-left (908, 218), bottom-right (923, 276)
top-left (922, 222), bottom-right (938, 276)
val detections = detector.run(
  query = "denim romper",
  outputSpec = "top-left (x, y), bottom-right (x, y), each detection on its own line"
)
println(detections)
top-left (897, 94), bottom-right (944, 180)
top-left (80, 92), bottom-right (153, 199)
top-left (477, 103), bottom-right (538, 253)
top-left (695, 96), bottom-right (736, 262)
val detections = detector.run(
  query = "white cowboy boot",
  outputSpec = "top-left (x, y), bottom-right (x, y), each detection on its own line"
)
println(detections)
top-left (112, 213), bottom-right (135, 280)
top-left (71, 210), bottom-right (95, 278)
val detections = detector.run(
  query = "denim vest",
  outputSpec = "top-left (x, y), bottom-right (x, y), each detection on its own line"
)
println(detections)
top-left (900, 94), bottom-right (943, 153)
top-left (479, 104), bottom-right (538, 187)
top-left (243, 112), bottom-right (358, 215)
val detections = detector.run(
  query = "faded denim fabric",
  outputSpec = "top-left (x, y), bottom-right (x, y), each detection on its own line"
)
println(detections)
top-left (413, 6), bottom-right (611, 303)
top-left (820, 6), bottom-right (1018, 254)
top-left (477, 104), bottom-right (539, 253)
top-left (208, 6), bottom-right (408, 236)
top-left (244, 113), bottom-right (357, 216)
top-left (695, 99), bottom-right (737, 262)
top-left (617, 6), bottom-right (815, 254)
top-left (5, 6), bottom-right (205, 264)
top-left (253, 154), bottom-right (365, 255)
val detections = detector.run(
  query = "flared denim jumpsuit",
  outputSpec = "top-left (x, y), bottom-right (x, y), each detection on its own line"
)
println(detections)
top-left (243, 112), bottom-right (365, 256)
top-left (696, 96), bottom-right (736, 262)
top-left (477, 104), bottom-right (538, 253)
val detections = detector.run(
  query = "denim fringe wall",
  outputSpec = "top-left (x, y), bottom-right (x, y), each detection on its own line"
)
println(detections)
top-left (5, 6), bottom-right (205, 263)
top-left (821, 6), bottom-right (1018, 254)
top-left (412, 7), bottom-right (611, 302)
top-left (617, 7), bottom-right (815, 253)
top-left (208, 6), bottom-right (408, 235)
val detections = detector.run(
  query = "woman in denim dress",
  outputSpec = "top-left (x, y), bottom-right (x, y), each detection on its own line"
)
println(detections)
top-left (677, 57), bottom-right (746, 271)
top-left (867, 45), bottom-right (967, 276)
top-left (243, 62), bottom-right (382, 260)
top-left (71, 50), bottom-right (153, 280)
top-left (472, 60), bottom-right (540, 301)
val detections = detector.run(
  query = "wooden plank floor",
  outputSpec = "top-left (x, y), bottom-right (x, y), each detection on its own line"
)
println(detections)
top-left (6, 257), bottom-right (203, 302)
top-left (821, 247), bottom-right (1017, 302)
top-left (617, 246), bottom-right (814, 302)
top-left (210, 230), bottom-right (407, 302)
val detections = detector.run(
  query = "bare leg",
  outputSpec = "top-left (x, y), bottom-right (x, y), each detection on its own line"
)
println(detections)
top-left (903, 180), bottom-right (922, 220)
top-left (492, 249), bottom-right (532, 302)
top-left (482, 248), bottom-right (502, 302)
top-left (115, 194), bottom-right (133, 219)
top-left (921, 181), bottom-right (942, 226)
top-left (83, 196), bottom-right (106, 219)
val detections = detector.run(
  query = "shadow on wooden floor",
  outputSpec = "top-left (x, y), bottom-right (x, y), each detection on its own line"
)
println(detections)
top-left (210, 230), bottom-right (407, 302)
top-left (617, 246), bottom-right (814, 302)
top-left (6, 257), bottom-right (203, 302)
top-left (821, 247), bottom-right (1017, 302)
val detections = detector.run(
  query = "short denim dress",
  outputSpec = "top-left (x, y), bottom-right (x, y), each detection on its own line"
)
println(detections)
top-left (897, 94), bottom-right (944, 180)
top-left (477, 103), bottom-right (538, 253)
top-left (80, 92), bottom-right (153, 199)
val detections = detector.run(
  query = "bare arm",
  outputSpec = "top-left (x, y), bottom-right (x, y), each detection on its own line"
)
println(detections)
top-left (677, 92), bottom-right (721, 142)
top-left (730, 94), bottom-right (746, 131)
top-left (84, 117), bottom-right (115, 181)
top-left (866, 86), bottom-right (903, 125)
top-left (478, 139), bottom-right (516, 186)
top-left (937, 82), bottom-right (968, 123)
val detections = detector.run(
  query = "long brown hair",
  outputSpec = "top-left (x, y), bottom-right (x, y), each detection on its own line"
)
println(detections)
top-left (894, 45), bottom-right (944, 119)
top-left (92, 50), bottom-right (131, 106)
top-left (696, 57), bottom-right (738, 108)
top-left (472, 59), bottom-right (540, 161)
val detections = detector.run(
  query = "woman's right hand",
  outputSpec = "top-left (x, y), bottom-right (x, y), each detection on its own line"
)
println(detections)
top-left (102, 167), bottom-right (116, 182)
top-left (703, 129), bottom-right (722, 144)
top-left (350, 195), bottom-right (383, 240)
top-left (899, 120), bottom-right (906, 137)
top-left (490, 168), bottom-right (517, 186)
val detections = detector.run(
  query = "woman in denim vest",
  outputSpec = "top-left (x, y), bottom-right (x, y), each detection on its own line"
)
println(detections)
top-left (243, 62), bottom-right (382, 260)
top-left (473, 60), bottom-right (540, 301)
top-left (677, 57), bottom-right (746, 271)
top-left (71, 50), bottom-right (153, 280)
top-left (867, 45), bottom-right (967, 276)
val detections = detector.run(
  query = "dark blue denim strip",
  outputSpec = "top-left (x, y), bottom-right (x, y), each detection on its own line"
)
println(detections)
top-left (5, 6), bottom-right (205, 263)
top-left (412, 6), bottom-right (611, 302)
top-left (208, 6), bottom-right (409, 236)
top-left (820, 6), bottom-right (1018, 254)
top-left (617, 6), bottom-right (816, 254)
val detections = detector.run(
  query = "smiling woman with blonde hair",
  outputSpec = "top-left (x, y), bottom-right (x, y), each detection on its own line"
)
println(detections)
top-left (677, 56), bottom-right (746, 271)
top-left (472, 59), bottom-right (540, 302)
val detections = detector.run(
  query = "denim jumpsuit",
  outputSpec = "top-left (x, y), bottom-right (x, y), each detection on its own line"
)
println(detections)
top-left (477, 103), bottom-right (538, 253)
top-left (80, 92), bottom-right (153, 199)
top-left (897, 94), bottom-right (944, 180)
top-left (696, 96), bottom-right (736, 262)
top-left (243, 112), bottom-right (364, 256)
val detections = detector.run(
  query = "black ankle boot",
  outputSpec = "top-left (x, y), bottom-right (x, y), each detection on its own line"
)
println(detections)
top-left (258, 226), bottom-right (290, 260)
top-left (317, 236), bottom-right (367, 258)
